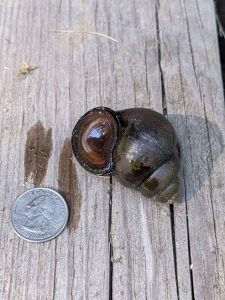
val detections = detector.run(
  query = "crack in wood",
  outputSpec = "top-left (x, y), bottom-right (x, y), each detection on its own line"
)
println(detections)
top-left (52, 242), bottom-right (57, 300)
top-left (108, 175), bottom-right (113, 300)
top-left (203, 103), bottom-right (220, 289)
top-left (183, 169), bottom-right (195, 300)
top-left (155, 1), bottom-right (167, 116)
top-left (170, 204), bottom-right (180, 300)
top-left (176, 70), bottom-right (196, 300)
top-left (156, 2), bottom-right (179, 299)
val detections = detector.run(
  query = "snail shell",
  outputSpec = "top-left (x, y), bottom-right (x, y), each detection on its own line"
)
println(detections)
top-left (71, 107), bottom-right (180, 202)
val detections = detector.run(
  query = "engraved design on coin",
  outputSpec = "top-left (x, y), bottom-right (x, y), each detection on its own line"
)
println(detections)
top-left (11, 188), bottom-right (69, 243)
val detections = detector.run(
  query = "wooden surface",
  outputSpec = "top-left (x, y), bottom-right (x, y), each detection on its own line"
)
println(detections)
top-left (0, 0), bottom-right (224, 299)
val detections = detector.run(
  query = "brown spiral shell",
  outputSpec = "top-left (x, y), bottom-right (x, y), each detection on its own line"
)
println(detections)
top-left (71, 107), bottom-right (180, 203)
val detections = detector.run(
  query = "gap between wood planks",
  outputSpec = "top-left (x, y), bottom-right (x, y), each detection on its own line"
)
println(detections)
top-left (216, 0), bottom-right (225, 88)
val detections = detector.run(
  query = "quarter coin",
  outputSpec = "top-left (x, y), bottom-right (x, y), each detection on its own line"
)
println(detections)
top-left (11, 188), bottom-right (69, 243)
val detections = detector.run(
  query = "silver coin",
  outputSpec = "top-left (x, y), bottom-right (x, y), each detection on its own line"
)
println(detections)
top-left (11, 188), bottom-right (69, 243)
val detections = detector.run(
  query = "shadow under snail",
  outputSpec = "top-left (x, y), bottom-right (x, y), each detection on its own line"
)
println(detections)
top-left (71, 107), bottom-right (180, 203)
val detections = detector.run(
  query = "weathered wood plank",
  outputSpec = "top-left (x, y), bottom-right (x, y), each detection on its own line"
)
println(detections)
top-left (108, 0), bottom-right (179, 299)
top-left (158, 0), bottom-right (225, 299)
top-left (0, 1), bottom-right (111, 299)
top-left (109, 0), bottom-right (225, 299)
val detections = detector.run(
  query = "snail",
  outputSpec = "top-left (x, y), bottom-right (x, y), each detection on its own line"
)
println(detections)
top-left (71, 107), bottom-right (180, 203)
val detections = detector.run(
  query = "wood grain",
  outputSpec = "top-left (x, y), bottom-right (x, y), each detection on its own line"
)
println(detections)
top-left (158, 0), bottom-right (225, 298)
top-left (0, 0), bottom-right (224, 299)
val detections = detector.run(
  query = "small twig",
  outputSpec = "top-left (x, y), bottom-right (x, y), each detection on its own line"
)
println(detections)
top-left (17, 62), bottom-right (37, 79)
top-left (49, 30), bottom-right (118, 43)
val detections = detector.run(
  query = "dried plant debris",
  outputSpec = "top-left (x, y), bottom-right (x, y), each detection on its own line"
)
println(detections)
top-left (49, 29), bottom-right (118, 43)
top-left (17, 62), bottom-right (37, 79)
